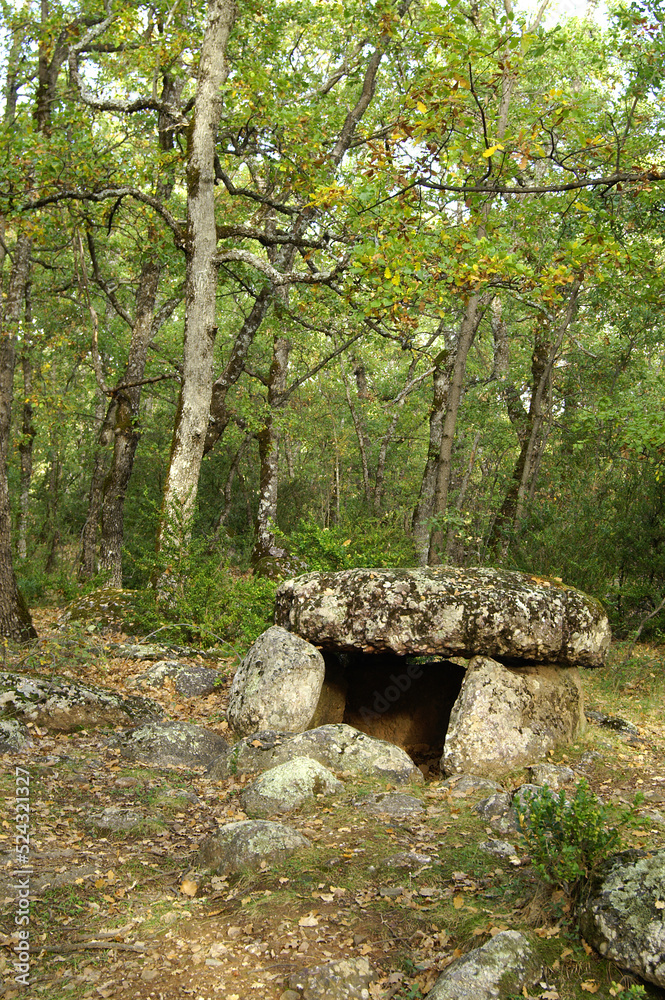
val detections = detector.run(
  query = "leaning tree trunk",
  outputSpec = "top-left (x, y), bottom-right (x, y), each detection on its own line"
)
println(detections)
top-left (157, 0), bottom-right (236, 565)
top-left (412, 359), bottom-right (451, 565)
top-left (0, 233), bottom-right (37, 640)
top-left (99, 260), bottom-right (161, 585)
top-left (251, 335), bottom-right (291, 574)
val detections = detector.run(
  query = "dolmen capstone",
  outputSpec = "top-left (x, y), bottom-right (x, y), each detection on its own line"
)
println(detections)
top-left (227, 567), bottom-right (611, 778)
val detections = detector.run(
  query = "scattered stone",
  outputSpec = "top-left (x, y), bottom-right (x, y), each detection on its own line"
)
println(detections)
top-left (479, 839), bottom-right (518, 859)
top-left (580, 849), bottom-right (665, 988)
top-left (209, 724), bottom-right (423, 785)
top-left (198, 819), bottom-right (311, 874)
top-left (288, 956), bottom-right (374, 1000)
top-left (240, 757), bottom-right (343, 818)
top-left (227, 626), bottom-right (325, 736)
top-left (585, 709), bottom-right (639, 734)
top-left (133, 660), bottom-right (223, 697)
top-left (275, 567), bottom-right (610, 667)
top-left (442, 657), bottom-right (585, 778)
top-left (528, 763), bottom-right (576, 790)
top-left (0, 671), bottom-right (161, 733)
top-left (426, 930), bottom-right (541, 999)
top-left (89, 806), bottom-right (145, 834)
top-left (112, 721), bottom-right (228, 769)
top-left (440, 774), bottom-right (501, 796)
top-left (473, 792), bottom-right (514, 827)
top-left (382, 851), bottom-right (433, 869)
top-left (353, 792), bottom-right (424, 817)
top-left (0, 718), bottom-right (30, 753)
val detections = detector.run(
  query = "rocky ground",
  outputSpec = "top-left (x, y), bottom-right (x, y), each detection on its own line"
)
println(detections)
top-left (1, 609), bottom-right (665, 1000)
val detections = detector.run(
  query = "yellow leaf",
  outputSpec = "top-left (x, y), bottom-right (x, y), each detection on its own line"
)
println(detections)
top-left (655, 900), bottom-right (665, 909)
top-left (581, 981), bottom-right (599, 993)
top-left (453, 894), bottom-right (464, 909)
top-left (574, 201), bottom-right (591, 212)
top-left (180, 879), bottom-right (198, 897)
top-left (581, 939), bottom-right (594, 955)
top-left (416, 100), bottom-right (427, 113)
top-left (384, 267), bottom-right (392, 279)
top-left (482, 143), bottom-right (504, 158)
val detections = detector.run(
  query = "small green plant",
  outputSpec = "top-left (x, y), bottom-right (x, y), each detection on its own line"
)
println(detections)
top-left (610, 983), bottom-right (647, 998)
top-left (517, 779), bottom-right (642, 906)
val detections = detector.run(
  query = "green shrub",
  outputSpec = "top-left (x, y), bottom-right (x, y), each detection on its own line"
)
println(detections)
top-left (517, 779), bottom-right (642, 906)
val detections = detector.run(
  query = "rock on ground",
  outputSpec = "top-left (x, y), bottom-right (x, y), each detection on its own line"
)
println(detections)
top-left (441, 657), bottom-right (585, 778)
top-left (579, 849), bottom-right (665, 988)
top-left (288, 956), bottom-right (374, 1000)
top-left (426, 930), bottom-right (541, 999)
top-left (133, 660), bottom-right (223, 697)
top-left (198, 819), bottom-right (311, 874)
top-left (353, 792), bottom-right (424, 817)
top-left (0, 718), bottom-right (30, 753)
top-left (275, 567), bottom-right (610, 667)
top-left (240, 757), bottom-right (343, 818)
top-left (227, 626), bottom-right (325, 736)
top-left (89, 806), bottom-right (146, 834)
top-left (208, 724), bottom-right (423, 785)
top-left (0, 671), bottom-right (161, 733)
top-left (112, 721), bottom-right (228, 768)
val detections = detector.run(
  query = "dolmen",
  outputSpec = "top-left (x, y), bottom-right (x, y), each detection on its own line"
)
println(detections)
top-left (227, 567), bottom-right (611, 778)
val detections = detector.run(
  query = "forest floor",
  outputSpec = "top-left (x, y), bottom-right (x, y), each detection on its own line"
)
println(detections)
top-left (1, 609), bottom-right (665, 1000)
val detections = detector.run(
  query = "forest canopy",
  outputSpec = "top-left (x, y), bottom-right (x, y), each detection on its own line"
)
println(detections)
top-left (1, 0), bottom-right (664, 645)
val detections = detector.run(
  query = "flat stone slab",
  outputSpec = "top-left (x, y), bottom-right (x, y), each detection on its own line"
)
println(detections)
top-left (275, 567), bottom-right (610, 668)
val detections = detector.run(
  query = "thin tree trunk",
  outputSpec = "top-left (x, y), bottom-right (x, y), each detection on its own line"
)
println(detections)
top-left (17, 327), bottom-right (35, 562)
top-left (158, 0), bottom-right (236, 563)
top-left (251, 335), bottom-right (291, 573)
top-left (0, 233), bottom-right (37, 640)
top-left (78, 396), bottom-right (108, 581)
top-left (412, 360), bottom-right (450, 566)
top-left (428, 294), bottom-right (485, 565)
top-left (99, 260), bottom-right (161, 585)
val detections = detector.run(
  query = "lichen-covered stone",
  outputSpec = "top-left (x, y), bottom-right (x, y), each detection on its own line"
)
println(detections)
top-left (208, 724), bottom-right (423, 785)
top-left (441, 657), bottom-right (585, 778)
top-left (89, 806), bottom-right (146, 834)
top-left (198, 819), bottom-right (310, 874)
top-left (0, 719), bottom-right (30, 753)
top-left (227, 626), bottom-right (325, 736)
top-left (426, 930), bottom-right (541, 999)
top-left (58, 587), bottom-right (140, 630)
top-left (113, 721), bottom-right (228, 768)
top-left (289, 956), bottom-right (374, 1000)
top-left (240, 757), bottom-right (342, 817)
top-left (528, 763), bottom-right (576, 790)
top-left (133, 660), bottom-right (223, 697)
top-left (579, 849), bottom-right (665, 988)
top-left (353, 792), bottom-right (424, 817)
top-left (0, 671), bottom-right (161, 733)
top-left (275, 567), bottom-right (610, 667)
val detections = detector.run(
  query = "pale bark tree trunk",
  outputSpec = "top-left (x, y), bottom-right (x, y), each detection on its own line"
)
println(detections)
top-left (17, 314), bottom-right (35, 562)
top-left (157, 0), bottom-right (236, 564)
top-left (99, 260), bottom-right (161, 585)
top-left (428, 294), bottom-right (486, 564)
top-left (250, 335), bottom-right (291, 572)
top-left (78, 396), bottom-right (108, 581)
top-left (412, 360), bottom-right (451, 565)
top-left (0, 233), bottom-right (37, 640)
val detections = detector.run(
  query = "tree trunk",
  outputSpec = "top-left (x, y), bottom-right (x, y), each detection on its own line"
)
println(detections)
top-left (0, 233), bottom-right (37, 640)
top-left (78, 396), bottom-right (108, 582)
top-left (251, 335), bottom-right (291, 573)
top-left (99, 260), bottom-right (161, 585)
top-left (158, 0), bottom-right (236, 562)
top-left (412, 360), bottom-right (451, 565)
top-left (428, 294), bottom-right (486, 565)
top-left (17, 333), bottom-right (35, 562)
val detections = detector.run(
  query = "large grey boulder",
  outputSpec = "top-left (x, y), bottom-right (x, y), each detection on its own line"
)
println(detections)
top-left (240, 757), bottom-right (343, 817)
top-left (208, 723), bottom-right (423, 785)
top-left (132, 660), bottom-right (223, 697)
top-left (198, 819), bottom-right (310, 874)
top-left (227, 626), bottom-right (325, 736)
top-left (275, 567), bottom-right (610, 667)
top-left (426, 930), bottom-right (541, 999)
top-left (112, 721), bottom-right (228, 769)
top-left (441, 657), bottom-right (585, 777)
top-left (0, 671), bottom-right (161, 733)
top-left (0, 719), bottom-right (30, 753)
top-left (579, 849), bottom-right (665, 988)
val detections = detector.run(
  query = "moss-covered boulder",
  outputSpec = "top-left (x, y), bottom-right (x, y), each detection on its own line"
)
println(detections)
top-left (112, 721), bottom-right (228, 769)
top-left (198, 819), bottom-right (311, 874)
top-left (240, 756), bottom-right (342, 818)
top-left (426, 930), bottom-right (541, 999)
top-left (275, 567), bottom-right (610, 667)
top-left (579, 849), bottom-right (665, 988)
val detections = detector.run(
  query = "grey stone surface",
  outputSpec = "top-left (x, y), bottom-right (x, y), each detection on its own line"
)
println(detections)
top-left (133, 660), bottom-right (222, 697)
top-left (289, 956), bottom-right (374, 1000)
top-left (0, 718), bottom-right (30, 753)
top-left (275, 567), bottom-right (610, 667)
top-left (227, 626), bottom-right (325, 736)
top-left (353, 792), bottom-right (424, 817)
top-left (426, 930), bottom-right (541, 999)
top-left (113, 721), bottom-right (228, 768)
top-left (579, 849), bottom-right (665, 988)
top-left (473, 792), bottom-right (513, 824)
top-left (240, 757), bottom-right (342, 817)
top-left (0, 671), bottom-right (161, 733)
top-left (198, 819), bottom-right (311, 874)
top-left (89, 806), bottom-right (145, 834)
top-left (442, 657), bottom-right (585, 778)
top-left (528, 763), bottom-right (576, 790)
top-left (440, 774), bottom-right (502, 796)
top-left (209, 724), bottom-right (423, 785)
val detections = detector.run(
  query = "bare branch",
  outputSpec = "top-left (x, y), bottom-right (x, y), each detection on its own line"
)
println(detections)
top-left (212, 249), bottom-right (343, 285)
top-left (23, 188), bottom-right (185, 244)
